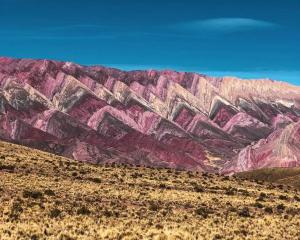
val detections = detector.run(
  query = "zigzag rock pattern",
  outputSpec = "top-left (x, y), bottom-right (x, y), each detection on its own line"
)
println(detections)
top-left (0, 57), bottom-right (299, 173)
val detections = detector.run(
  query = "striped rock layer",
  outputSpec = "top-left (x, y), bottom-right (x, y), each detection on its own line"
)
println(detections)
top-left (0, 57), bottom-right (299, 173)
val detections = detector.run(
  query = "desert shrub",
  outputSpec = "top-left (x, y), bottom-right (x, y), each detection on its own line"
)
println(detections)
top-left (44, 189), bottom-right (55, 196)
top-left (260, 192), bottom-right (267, 198)
top-left (131, 172), bottom-right (142, 179)
top-left (49, 208), bottom-right (61, 218)
top-left (59, 234), bottom-right (75, 240)
top-left (103, 209), bottom-right (113, 217)
top-left (277, 204), bottom-right (285, 211)
top-left (23, 190), bottom-right (43, 199)
top-left (222, 176), bottom-right (230, 181)
top-left (257, 192), bottom-right (267, 201)
top-left (255, 180), bottom-right (264, 185)
top-left (149, 202), bottom-right (160, 212)
top-left (213, 234), bottom-right (222, 240)
top-left (294, 195), bottom-right (300, 202)
top-left (194, 185), bottom-right (204, 193)
top-left (286, 208), bottom-right (300, 216)
top-left (9, 200), bottom-right (23, 220)
top-left (31, 234), bottom-right (38, 240)
top-left (187, 171), bottom-right (194, 177)
top-left (237, 229), bottom-right (248, 237)
top-left (155, 224), bottom-right (164, 229)
top-left (0, 164), bottom-right (15, 172)
top-left (225, 187), bottom-right (236, 196)
top-left (237, 189), bottom-right (250, 196)
top-left (87, 177), bottom-right (101, 183)
top-left (195, 206), bottom-right (212, 218)
top-left (227, 206), bottom-right (237, 212)
top-left (264, 207), bottom-right (273, 214)
top-left (253, 201), bottom-right (264, 209)
top-left (238, 207), bottom-right (251, 217)
top-left (77, 206), bottom-right (91, 215)
top-left (277, 184), bottom-right (284, 190)
top-left (159, 183), bottom-right (169, 189)
top-left (278, 195), bottom-right (289, 201)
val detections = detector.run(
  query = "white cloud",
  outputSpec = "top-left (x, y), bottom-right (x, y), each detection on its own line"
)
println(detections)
top-left (173, 18), bottom-right (279, 33)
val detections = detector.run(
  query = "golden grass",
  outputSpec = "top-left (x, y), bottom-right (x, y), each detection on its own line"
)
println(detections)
top-left (0, 141), bottom-right (300, 239)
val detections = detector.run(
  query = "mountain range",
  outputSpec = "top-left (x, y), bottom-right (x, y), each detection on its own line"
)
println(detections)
top-left (0, 57), bottom-right (299, 173)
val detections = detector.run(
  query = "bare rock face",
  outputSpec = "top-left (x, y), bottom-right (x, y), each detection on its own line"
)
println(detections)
top-left (0, 57), bottom-right (299, 173)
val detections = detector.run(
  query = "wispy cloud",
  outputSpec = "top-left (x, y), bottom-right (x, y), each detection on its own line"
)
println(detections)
top-left (172, 18), bottom-right (279, 33)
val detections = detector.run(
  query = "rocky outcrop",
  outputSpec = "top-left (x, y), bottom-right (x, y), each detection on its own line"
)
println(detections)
top-left (0, 57), bottom-right (299, 173)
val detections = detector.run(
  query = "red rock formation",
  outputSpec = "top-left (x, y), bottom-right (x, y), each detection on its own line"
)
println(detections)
top-left (0, 56), bottom-right (299, 173)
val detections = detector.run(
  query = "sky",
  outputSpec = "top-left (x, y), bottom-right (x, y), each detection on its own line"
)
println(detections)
top-left (0, 0), bottom-right (299, 85)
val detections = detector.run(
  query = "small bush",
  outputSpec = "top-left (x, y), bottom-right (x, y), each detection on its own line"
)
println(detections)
top-left (194, 185), bottom-right (204, 193)
top-left (238, 207), bottom-right (251, 217)
top-left (9, 200), bottom-right (23, 220)
top-left (294, 195), bottom-right (300, 202)
top-left (0, 164), bottom-right (15, 172)
top-left (277, 204), bottom-right (285, 211)
top-left (49, 208), bottom-right (61, 218)
top-left (253, 202), bottom-right (264, 209)
top-left (77, 206), bottom-right (91, 215)
top-left (44, 189), bottom-right (55, 196)
top-left (31, 234), bottom-right (38, 240)
top-left (131, 172), bottom-right (142, 179)
top-left (23, 190), bottom-right (43, 199)
top-left (149, 202), bottom-right (160, 212)
top-left (278, 195), bottom-right (289, 201)
top-left (257, 192), bottom-right (267, 201)
top-left (195, 205), bottom-right (212, 218)
top-left (87, 177), bottom-right (101, 183)
top-left (103, 209), bottom-right (113, 217)
top-left (238, 189), bottom-right (250, 196)
top-left (155, 224), bottom-right (164, 229)
top-left (213, 234), bottom-right (222, 240)
top-left (159, 183), bottom-right (167, 189)
top-left (225, 188), bottom-right (235, 196)
top-left (222, 176), bottom-right (230, 181)
top-left (264, 207), bottom-right (273, 214)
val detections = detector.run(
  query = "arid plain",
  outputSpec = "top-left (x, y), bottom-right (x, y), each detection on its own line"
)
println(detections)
top-left (1, 141), bottom-right (300, 239)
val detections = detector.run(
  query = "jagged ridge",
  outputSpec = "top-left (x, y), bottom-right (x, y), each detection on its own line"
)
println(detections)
top-left (0, 57), bottom-right (299, 173)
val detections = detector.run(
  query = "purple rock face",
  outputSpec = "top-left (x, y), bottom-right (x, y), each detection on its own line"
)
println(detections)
top-left (0, 57), bottom-right (299, 173)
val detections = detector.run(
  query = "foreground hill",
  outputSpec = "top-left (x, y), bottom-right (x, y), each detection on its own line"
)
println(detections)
top-left (237, 167), bottom-right (300, 189)
top-left (0, 57), bottom-right (299, 173)
top-left (1, 141), bottom-right (300, 239)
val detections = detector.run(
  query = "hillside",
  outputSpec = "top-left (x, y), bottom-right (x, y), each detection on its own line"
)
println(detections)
top-left (0, 57), bottom-right (299, 173)
top-left (1, 141), bottom-right (300, 239)
top-left (237, 167), bottom-right (300, 189)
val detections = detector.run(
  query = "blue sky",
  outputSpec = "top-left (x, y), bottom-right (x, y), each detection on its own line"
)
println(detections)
top-left (0, 0), bottom-right (299, 85)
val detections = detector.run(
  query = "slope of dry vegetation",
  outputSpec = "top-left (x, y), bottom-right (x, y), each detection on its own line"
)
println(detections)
top-left (237, 167), bottom-right (300, 189)
top-left (0, 141), bottom-right (300, 239)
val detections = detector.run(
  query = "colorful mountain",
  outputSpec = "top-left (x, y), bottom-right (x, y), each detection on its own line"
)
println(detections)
top-left (0, 57), bottom-right (299, 173)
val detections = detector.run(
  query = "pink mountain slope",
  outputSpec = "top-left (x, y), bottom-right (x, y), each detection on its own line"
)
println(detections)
top-left (0, 57), bottom-right (299, 173)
